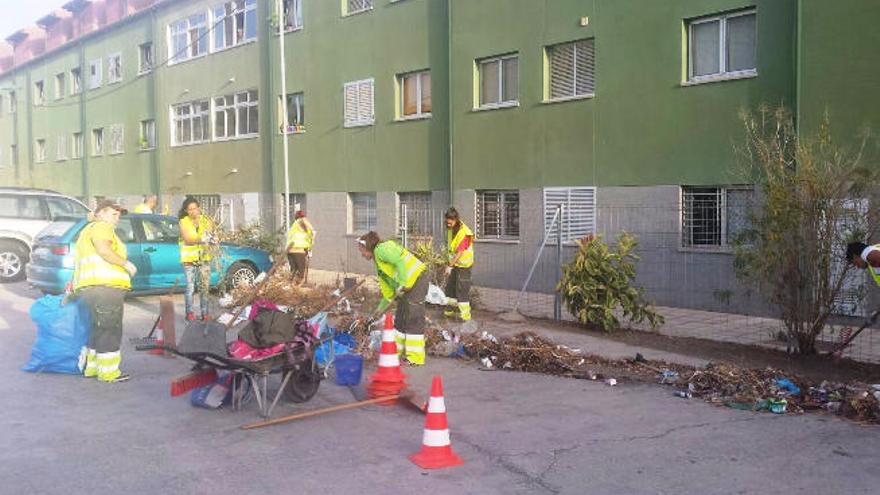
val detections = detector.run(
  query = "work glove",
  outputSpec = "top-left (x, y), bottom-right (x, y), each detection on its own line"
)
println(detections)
top-left (123, 261), bottom-right (138, 277)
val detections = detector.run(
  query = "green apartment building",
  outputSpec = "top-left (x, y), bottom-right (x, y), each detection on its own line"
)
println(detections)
top-left (0, 0), bottom-right (877, 313)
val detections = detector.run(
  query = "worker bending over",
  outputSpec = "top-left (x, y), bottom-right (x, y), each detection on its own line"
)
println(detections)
top-left (847, 241), bottom-right (880, 287)
top-left (178, 197), bottom-right (216, 321)
top-left (286, 210), bottom-right (315, 285)
top-left (133, 195), bottom-right (157, 214)
top-left (444, 207), bottom-right (475, 321)
top-left (357, 231), bottom-right (429, 365)
top-left (73, 200), bottom-right (137, 383)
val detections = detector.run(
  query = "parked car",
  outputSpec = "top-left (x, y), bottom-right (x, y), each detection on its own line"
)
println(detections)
top-left (26, 213), bottom-right (272, 295)
top-left (0, 188), bottom-right (91, 283)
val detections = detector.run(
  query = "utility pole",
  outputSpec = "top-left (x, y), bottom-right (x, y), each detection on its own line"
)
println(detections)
top-left (277, 0), bottom-right (291, 229)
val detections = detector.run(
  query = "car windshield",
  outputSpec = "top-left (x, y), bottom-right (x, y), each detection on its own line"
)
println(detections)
top-left (36, 219), bottom-right (81, 240)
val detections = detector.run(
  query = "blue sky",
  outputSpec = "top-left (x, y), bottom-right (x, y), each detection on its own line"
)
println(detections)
top-left (2, 1), bottom-right (67, 40)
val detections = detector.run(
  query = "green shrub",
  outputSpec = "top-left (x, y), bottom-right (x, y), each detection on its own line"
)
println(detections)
top-left (557, 233), bottom-right (664, 332)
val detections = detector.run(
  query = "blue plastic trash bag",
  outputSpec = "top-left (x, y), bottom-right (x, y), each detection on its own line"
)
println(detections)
top-left (22, 295), bottom-right (92, 374)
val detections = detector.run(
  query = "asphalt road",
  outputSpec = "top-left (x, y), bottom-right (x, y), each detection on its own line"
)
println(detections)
top-left (2, 281), bottom-right (879, 495)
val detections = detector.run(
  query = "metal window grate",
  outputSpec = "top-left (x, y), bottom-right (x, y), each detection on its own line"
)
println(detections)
top-left (191, 194), bottom-right (222, 220)
top-left (682, 186), bottom-right (753, 248)
top-left (348, 0), bottom-right (372, 14)
top-left (398, 192), bottom-right (434, 239)
top-left (350, 192), bottom-right (376, 233)
top-left (543, 187), bottom-right (596, 242)
top-left (476, 190), bottom-right (519, 239)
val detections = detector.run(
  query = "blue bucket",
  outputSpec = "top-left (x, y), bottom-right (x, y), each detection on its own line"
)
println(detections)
top-left (335, 354), bottom-right (364, 386)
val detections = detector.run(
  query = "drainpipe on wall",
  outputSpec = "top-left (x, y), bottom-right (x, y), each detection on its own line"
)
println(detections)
top-left (78, 41), bottom-right (89, 200)
top-left (447, 0), bottom-right (454, 207)
top-left (25, 71), bottom-right (33, 188)
top-left (795, 0), bottom-right (803, 137)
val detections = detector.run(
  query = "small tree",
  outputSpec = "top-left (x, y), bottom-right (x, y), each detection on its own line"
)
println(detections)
top-left (734, 106), bottom-right (879, 354)
top-left (557, 233), bottom-right (664, 332)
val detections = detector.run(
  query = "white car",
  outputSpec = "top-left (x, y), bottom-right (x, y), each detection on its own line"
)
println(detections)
top-left (0, 188), bottom-right (90, 282)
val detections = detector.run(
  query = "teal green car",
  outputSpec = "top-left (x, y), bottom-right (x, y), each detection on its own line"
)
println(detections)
top-left (26, 214), bottom-right (272, 295)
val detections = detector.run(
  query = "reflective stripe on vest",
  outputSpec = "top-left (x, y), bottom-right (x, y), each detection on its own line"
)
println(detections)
top-left (375, 242), bottom-right (425, 300)
top-left (133, 204), bottom-right (152, 214)
top-left (179, 216), bottom-right (212, 263)
top-left (72, 221), bottom-right (131, 291)
top-left (287, 220), bottom-right (312, 251)
top-left (447, 222), bottom-right (475, 268)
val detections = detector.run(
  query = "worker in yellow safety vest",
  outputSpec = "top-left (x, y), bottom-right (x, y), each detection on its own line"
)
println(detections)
top-left (357, 231), bottom-right (429, 365)
top-left (133, 195), bottom-right (157, 214)
top-left (285, 210), bottom-right (315, 284)
top-left (178, 197), bottom-right (216, 321)
top-left (847, 241), bottom-right (880, 287)
top-left (443, 207), bottom-right (475, 321)
top-left (72, 200), bottom-right (137, 383)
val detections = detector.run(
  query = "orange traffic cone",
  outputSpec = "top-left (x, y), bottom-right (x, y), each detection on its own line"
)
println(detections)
top-left (409, 376), bottom-right (464, 469)
top-left (369, 313), bottom-right (406, 384)
top-left (149, 318), bottom-right (165, 356)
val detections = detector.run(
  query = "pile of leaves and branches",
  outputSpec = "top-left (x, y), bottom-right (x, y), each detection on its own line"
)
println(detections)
top-left (217, 221), bottom-right (283, 253)
top-left (733, 106), bottom-right (880, 355)
top-left (557, 233), bottom-right (664, 332)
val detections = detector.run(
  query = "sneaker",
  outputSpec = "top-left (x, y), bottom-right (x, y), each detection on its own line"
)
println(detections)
top-left (186, 312), bottom-right (196, 321)
top-left (201, 314), bottom-right (212, 322)
top-left (107, 373), bottom-right (130, 383)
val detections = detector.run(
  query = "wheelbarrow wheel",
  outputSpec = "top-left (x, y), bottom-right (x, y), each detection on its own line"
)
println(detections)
top-left (283, 361), bottom-right (321, 403)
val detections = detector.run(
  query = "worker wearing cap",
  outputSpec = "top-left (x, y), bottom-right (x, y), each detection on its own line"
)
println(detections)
top-left (178, 196), bottom-right (215, 321)
top-left (443, 207), bottom-right (475, 321)
top-left (357, 231), bottom-right (429, 365)
top-left (133, 195), bottom-right (157, 214)
top-left (846, 241), bottom-right (880, 286)
top-left (72, 200), bottom-right (137, 383)
top-left (285, 210), bottom-right (315, 285)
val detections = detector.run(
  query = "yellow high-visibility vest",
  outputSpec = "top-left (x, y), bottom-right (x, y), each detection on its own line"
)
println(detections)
top-left (133, 203), bottom-right (152, 214)
top-left (374, 240), bottom-right (426, 302)
top-left (864, 245), bottom-right (880, 287)
top-left (447, 222), bottom-right (475, 268)
top-left (72, 221), bottom-right (131, 291)
top-left (286, 219), bottom-right (313, 252)
top-left (179, 215), bottom-right (213, 263)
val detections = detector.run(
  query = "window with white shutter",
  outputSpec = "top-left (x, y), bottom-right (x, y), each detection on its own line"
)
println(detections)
top-left (543, 187), bottom-right (596, 243)
top-left (89, 59), bottom-right (102, 89)
top-left (547, 39), bottom-right (595, 101)
top-left (108, 124), bottom-right (125, 154)
top-left (56, 136), bottom-right (68, 161)
top-left (35, 139), bottom-right (46, 163)
top-left (346, 0), bottom-right (373, 16)
top-left (107, 53), bottom-right (122, 84)
top-left (343, 79), bottom-right (374, 127)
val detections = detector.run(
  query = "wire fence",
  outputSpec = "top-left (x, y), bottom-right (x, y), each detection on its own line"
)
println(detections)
top-left (237, 198), bottom-right (880, 365)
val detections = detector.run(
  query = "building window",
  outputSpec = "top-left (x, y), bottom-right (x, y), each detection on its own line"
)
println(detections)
top-left (169, 13), bottom-right (208, 64)
top-left (72, 132), bottom-right (83, 159)
top-left (56, 136), bottom-right (68, 161)
top-left (478, 54), bottom-right (518, 108)
top-left (171, 100), bottom-right (211, 146)
top-left (280, 92), bottom-right (305, 133)
top-left (346, 0), bottom-right (373, 16)
top-left (70, 68), bottom-right (81, 95)
top-left (140, 120), bottom-right (156, 150)
top-left (213, 0), bottom-right (257, 51)
top-left (284, 0), bottom-right (303, 31)
top-left (398, 192), bottom-right (433, 238)
top-left (283, 193), bottom-right (307, 222)
top-left (476, 190), bottom-right (519, 239)
top-left (688, 10), bottom-right (756, 82)
top-left (34, 81), bottom-right (45, 106)
top-left (343, 78), bottom-right (374, 127)
top-left (190, 194), bottom-right (223, 219)
top-left (543, 187), bottom-right (596, 243)
top-left (54, 73), bottom-right (66, 100)
top-left (108, 124), bottom-right (125, 154)
top-left (107, 53), bottom-right (122, 84)
top-left (92, 128), bottom-right (104, 156)
top-left (10, 145), bottom-right (18, 166)
top-left (349, 192), bottom-right (377, 233)
top-left (398, 70), bottom-right (431, 119)
top-left (214, 90), bottom-right (259, 140)
top-left (138, 42), bottom-right (154, 74)
top-left (8, 91), bottom-right (15, 113)
top-left (681, 186), bottom-right (753, 248)
top-left (89, 59), bottom-right (102, 88)
top-left (546, 39), bottom-right (595, 101)
top-left (35, 139), bottom-right (46, 163)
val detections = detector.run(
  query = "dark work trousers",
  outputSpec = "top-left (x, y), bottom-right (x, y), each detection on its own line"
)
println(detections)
top-left (79, 286), bottom-right (126, 353)
top-left (395, 272), bottom-right (429, 335)
top-left (445, 266), bottom-right (472, 303)
top-left (287, 252), bottom-right (307, 279)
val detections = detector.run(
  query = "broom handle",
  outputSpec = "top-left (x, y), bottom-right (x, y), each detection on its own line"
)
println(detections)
top-left (240, 394), bottom-right (400, 430)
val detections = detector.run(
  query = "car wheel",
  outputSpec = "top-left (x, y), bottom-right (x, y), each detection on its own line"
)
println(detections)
top-left (226, 261), bottom-right (257, 290)
top-left (0, 241), bottom-right (28, 283)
